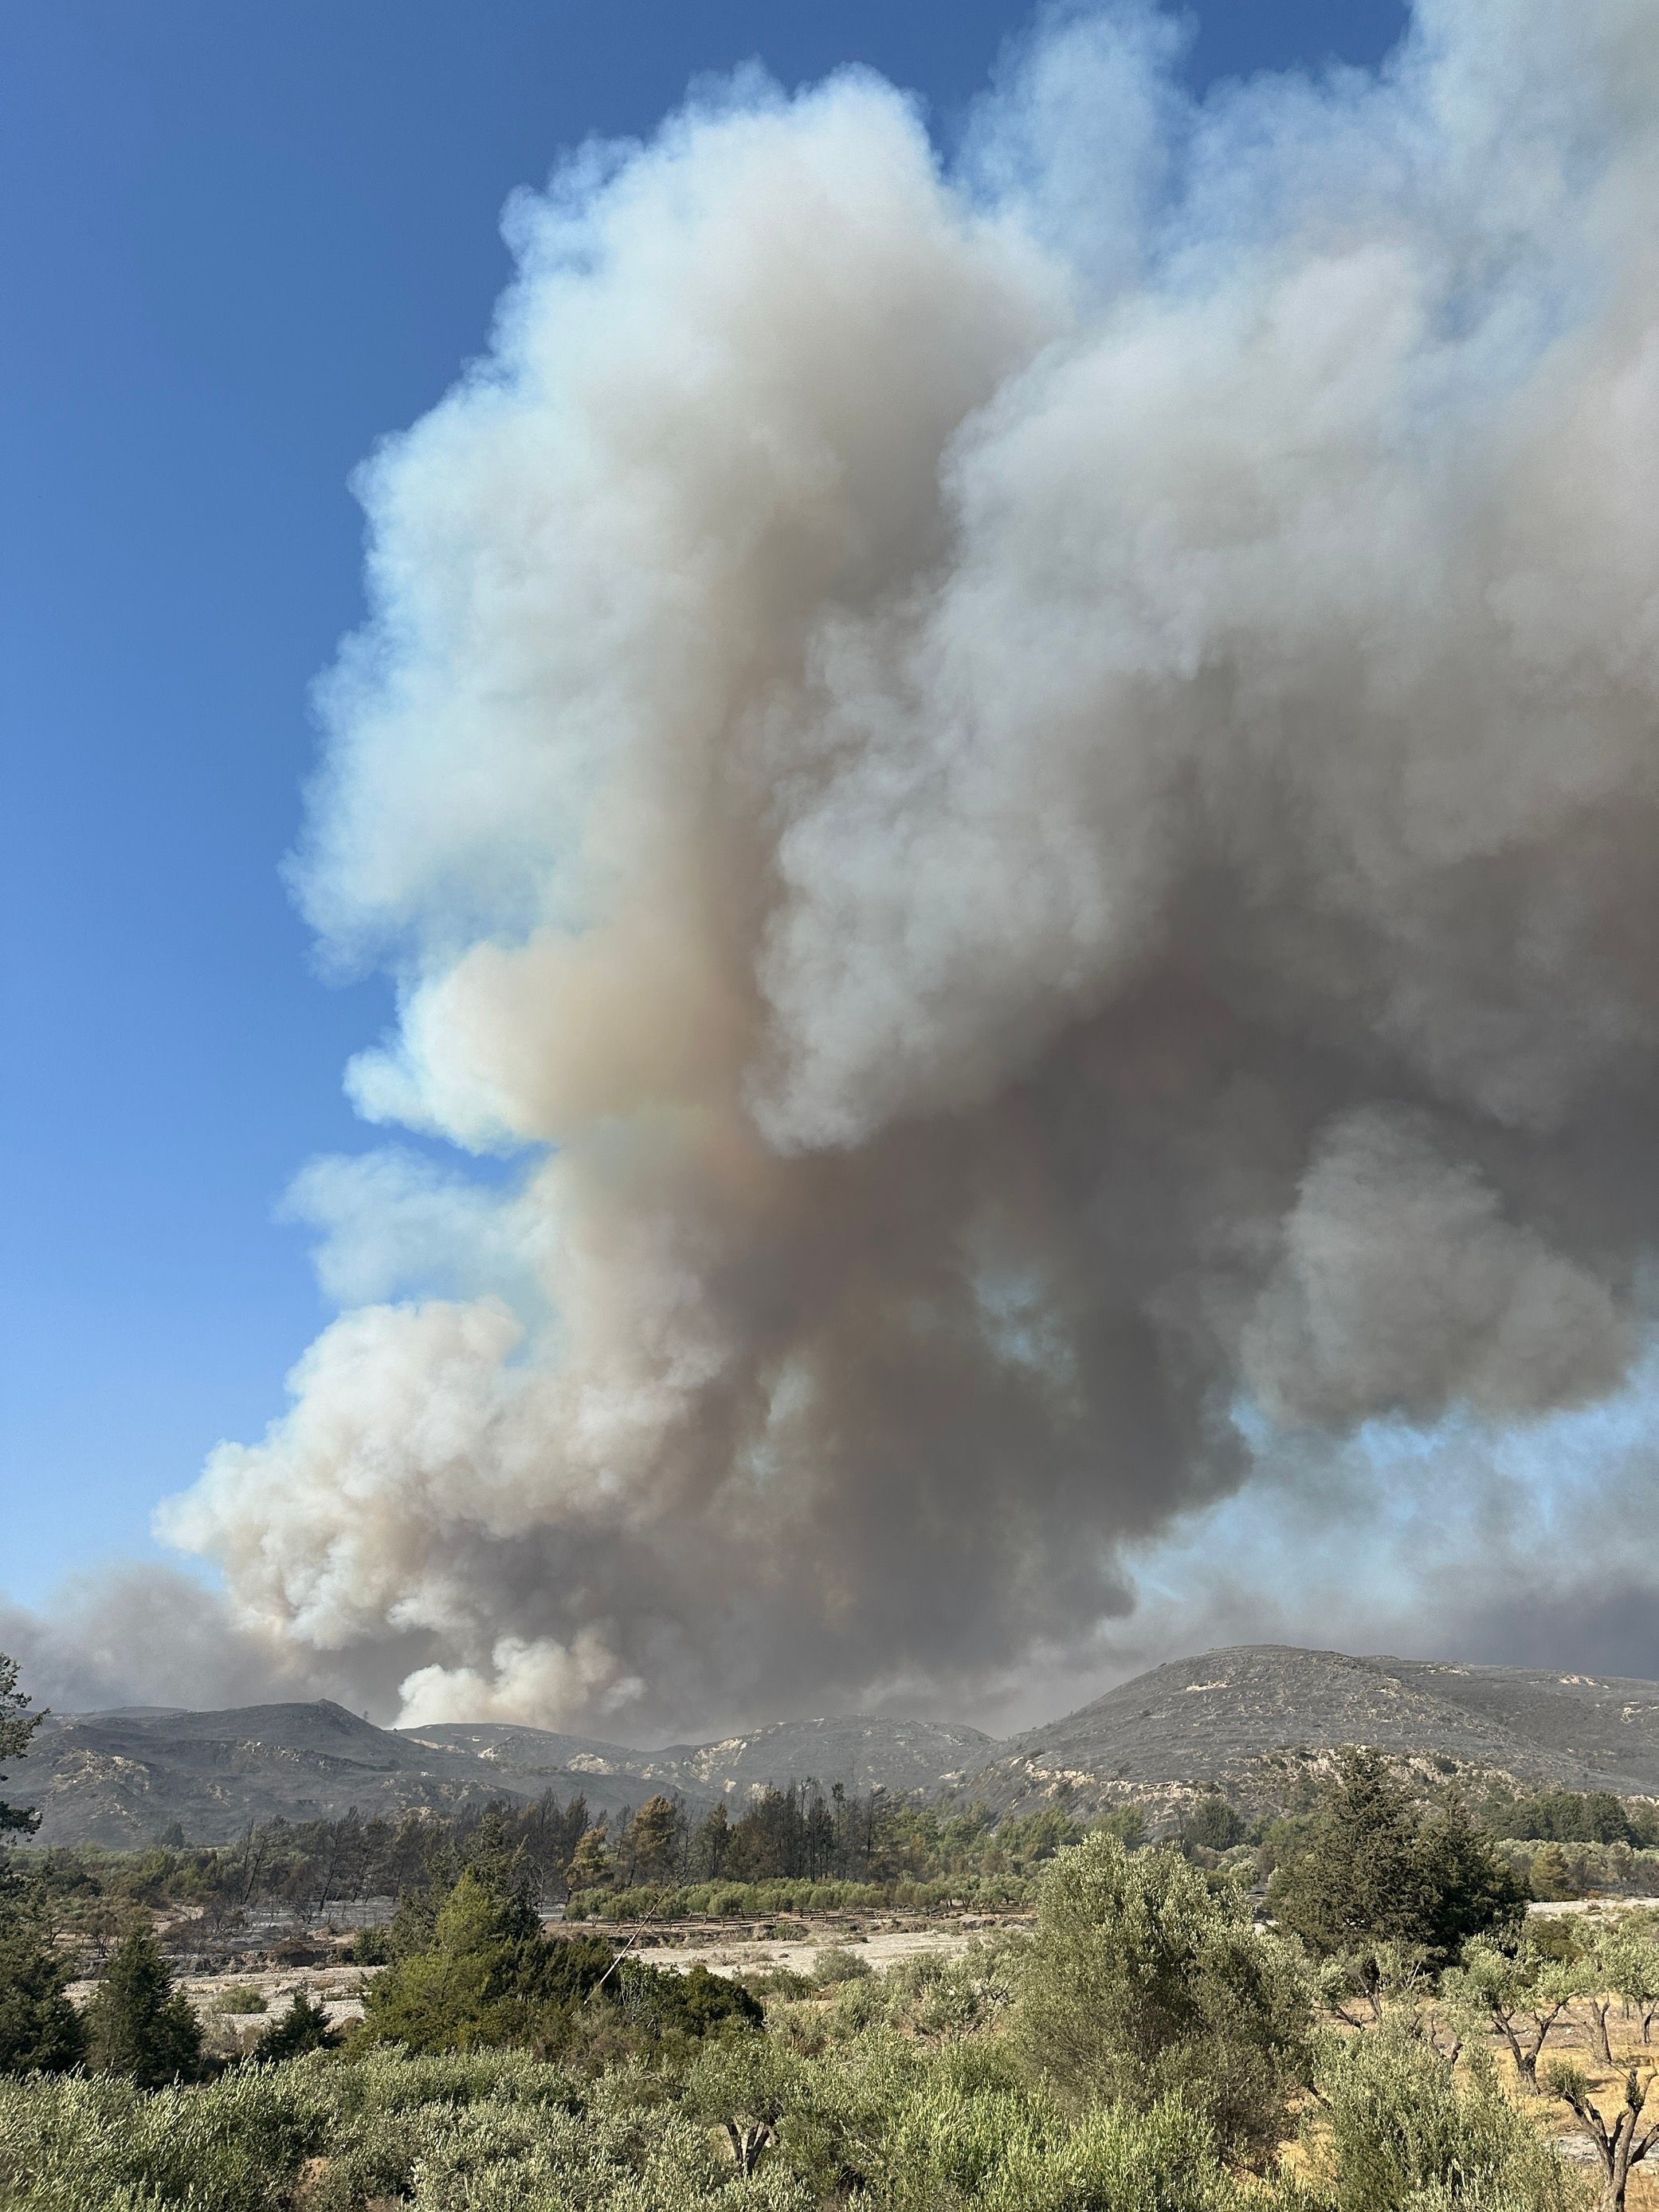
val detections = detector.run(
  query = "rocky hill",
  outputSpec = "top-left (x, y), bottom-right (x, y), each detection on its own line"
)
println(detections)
top-left (15, 1645), bottom-right (1659, 1846)
top-left (15, 1702), bottom-right (991, 1848)
top-left (410, 1714), bottom-right (994, 1799)
top-left (956, 1645), bottom-right (1659, 1823)
top-left (18, 1701), bottom-right (663, 1849)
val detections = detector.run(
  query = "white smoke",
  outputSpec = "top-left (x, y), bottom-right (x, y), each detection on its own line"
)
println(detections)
top-left (137, 0), bottom-right (1659, 1732)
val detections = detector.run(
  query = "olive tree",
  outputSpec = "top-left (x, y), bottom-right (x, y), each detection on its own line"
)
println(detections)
top-left (1543, 2061), bottom-right (1657, 2212)
top-left (1297, 2026), bottom-right (1579, 2212)
top-left (1442, 1934), bottom-right (1580, 2088)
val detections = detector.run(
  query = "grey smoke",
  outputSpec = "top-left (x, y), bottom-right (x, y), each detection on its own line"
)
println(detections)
top-left (47, 0), bottom-right (1659, 1733)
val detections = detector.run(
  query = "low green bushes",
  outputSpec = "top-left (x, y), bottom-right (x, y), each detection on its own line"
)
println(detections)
top-left (0, 2038), bottom-right (1240, 2212)
top-left (562, 1873), bottom-right (1030, 1921)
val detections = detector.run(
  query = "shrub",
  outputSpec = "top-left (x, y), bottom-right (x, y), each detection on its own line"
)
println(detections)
top-left (809, 1946), bottom-right (873, 1986)
top-left (1014, 1833), bottom-right (1312, 2161)
top-left (1296, 2026), bottom-right (1583, 2211)
top-left (212, 1985), bottom-right (269, 2017)
top-left (0, 2063), bottom-right (331, 2210)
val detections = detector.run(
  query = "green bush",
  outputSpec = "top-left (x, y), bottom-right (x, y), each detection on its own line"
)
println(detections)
top-left (0, 2064), bottom-right (331, 2211)
top-left (809, 1945), bottom-right (872, 1986)
top-left (1014, 1833), bottom-right (1312, 2161)
top-left (212, 1985), bottom-right (269, 2018)
top-left (1292, 2026), bottom-right (1583, 2211)
top-left (562, 1873), bottom-right (1030, 1921)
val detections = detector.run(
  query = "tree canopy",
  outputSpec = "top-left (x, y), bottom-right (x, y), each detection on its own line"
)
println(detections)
top-left (1269, 1750), bottom-right (1526, 1966)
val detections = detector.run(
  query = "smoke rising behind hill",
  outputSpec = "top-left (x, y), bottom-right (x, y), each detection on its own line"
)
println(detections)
top-left (19, 0), bottom-right (1659, 1735)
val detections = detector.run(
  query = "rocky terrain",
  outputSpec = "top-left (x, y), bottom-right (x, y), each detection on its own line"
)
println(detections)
top-left (19, 1700), bottom-right (667, 1849)
top-left (17, 1700), bottom-right (991, 1847)
top-left (407, 1713), bottom-right (993, 1798)
top-left (959, 1645), bottom-right (1659, 1822)
top-left (17, 1644), bottom-right (1659, 1845)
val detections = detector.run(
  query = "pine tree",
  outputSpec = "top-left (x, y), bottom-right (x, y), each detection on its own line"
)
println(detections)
top-left (1270, 1751), bottom-right (1524, 1967)
top-left (84, 1925), bottom-right (204, 2086)
top-left (359, 1867), bottom-right (590, 2052)
top-left (696, 1802), bottom-right (731, 1880)
top-left (0, 1653), bottom-right (43, 1841)
top-left (622, 1794), bottom-right (681, 1885)
top-left (565, 1824), bottom-right (613, 1895)
top-left (251, 1989), bottom-right (338, 2062)
top-left (0, 1892), bottom-right (85, 2076)
top-left (0, 1654), bottom-right (83, 2077)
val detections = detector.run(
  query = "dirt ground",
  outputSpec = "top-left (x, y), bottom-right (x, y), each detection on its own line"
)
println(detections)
top-left (593, 1910), bottom-right (1010, 1979)
top-left (65, 1910), bottom-right (1014, 2045)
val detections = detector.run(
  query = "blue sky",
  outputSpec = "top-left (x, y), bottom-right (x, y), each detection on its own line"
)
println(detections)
top-left (1, 0), bottom-right (1407, 1605)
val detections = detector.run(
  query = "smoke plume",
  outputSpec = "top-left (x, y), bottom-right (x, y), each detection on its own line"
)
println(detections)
top-left (134, 0), bottom-right (1659, 1732)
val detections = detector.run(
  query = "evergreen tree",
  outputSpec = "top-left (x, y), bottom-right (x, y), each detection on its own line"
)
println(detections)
top-left (359, 1867), bottom-right (598, 2051)
top-left (622, 1794), bottom-right (681, 1885)
top-left (0, 1652), bottom-right (43, 1840)
top-left (0, 1657), bottom-right (81, 2077)
top-left (1270, 1751), bottom-right (1524, 1967)
top-left (251, 1990), bottom-right (339, 2062)
top-left (0, 1891), bottom-right (86, 2076)
top-left (1182, 1795), bottom-right (1245, 1853)
top-left (565, 1824), bottom-right (614, 1894)
top-left (1415, 1790), bottom-right (1528, 1958)
top-left (84, 1925), bottom-right (204, 2086)
top-left (696, 1801), bottom-right (731, 1879)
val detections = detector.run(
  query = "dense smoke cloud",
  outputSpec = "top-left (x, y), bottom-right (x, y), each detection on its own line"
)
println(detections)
top-left (130, 0), bottom-right (1659, 1734)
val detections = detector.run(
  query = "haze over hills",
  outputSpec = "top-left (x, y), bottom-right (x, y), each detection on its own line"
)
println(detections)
top-left (16, 1645), bottom-right (1659, 1848)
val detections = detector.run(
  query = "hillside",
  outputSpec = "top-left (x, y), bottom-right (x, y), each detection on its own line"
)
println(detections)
top-left (16, 1645), bottom-right (1659, 1846)
top-left (410, 1714), bottom-right (994, 1799)
top-left (18, 1701), bottom-right (662, 1849)
top-left (14, 1703), bottom-right (992, 1848)
top-left (958, 1645), bottom-right (1659, 1822)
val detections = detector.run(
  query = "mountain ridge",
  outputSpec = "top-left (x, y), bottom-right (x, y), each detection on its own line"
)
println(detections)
top-left (15, 1645), bottom-right (1659, 1847)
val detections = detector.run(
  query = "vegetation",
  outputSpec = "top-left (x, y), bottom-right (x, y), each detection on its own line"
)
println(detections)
top-left (10, 1645), bottom-right (1659, 2207)
top-left (1268, 1749), bottom-right (1528, 1967)
top-left (1295, 2025), bottom-right (1582, 2211)
top-left (0, 1890), bottom-right (84, 2078)
top-left (1483, 1789), bottom-right (1659, 1850)
top-left (1543, 2059), bottom-right (1657, 2212)
top-left (0, 1657), bottom-right (43, 1845)
top-left (1013, 1830), bottom-right (1310, 2162)
top-left (83, 1925), bottom-right (205, 2088)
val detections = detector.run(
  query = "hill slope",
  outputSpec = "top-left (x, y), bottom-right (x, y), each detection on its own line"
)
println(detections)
top-left (16, 1704), bottom-right (993, 1847)
top-left (18, 1701), bottom-right (662, 1849)
top-left (959, 1645), bottom-right (1659, 1821)
top-left (409, 1715), bottom-right (994, 1799)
